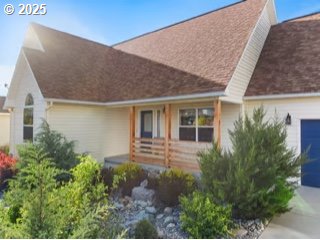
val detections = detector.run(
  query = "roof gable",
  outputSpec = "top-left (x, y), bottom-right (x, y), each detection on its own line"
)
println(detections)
top-left (246, 12), bottom-right (320, 97)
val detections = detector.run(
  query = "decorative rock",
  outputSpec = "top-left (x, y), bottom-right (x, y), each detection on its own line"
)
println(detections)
top-left (140, 179), bottom-right (148, 188)
top-left (136, 210), bottom-right (147, 221)
top-left (146, 206), bottom-right (157, 214)
top-left (166, 223), bottom-right (176, 229)
top-left (156, 214), bottom-right (164, 220)
top-left (135, 200), bottom-right (148, 208)
top-left (131, 186), bottom-right (155, 202)
top-left (114, 202), bottom-right (124, 209)
top-left (246, 220), bottom-right (255, 227)
top-left (164, 207), bottom-right (173, 215)
top-left (236, 227), bottom-right (248, 238)
top-left (164, 216), bottom-right (175, 225)
top-left (157, 228), bottom-right (165, 238)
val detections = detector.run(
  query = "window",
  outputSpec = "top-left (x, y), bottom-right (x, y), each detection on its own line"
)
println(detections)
top-left (179, 108), bottom-right (214, 142)
top-left (179, 109), bottom-right (196, 141)
top-left (23, 94), bottom-right (34, 141)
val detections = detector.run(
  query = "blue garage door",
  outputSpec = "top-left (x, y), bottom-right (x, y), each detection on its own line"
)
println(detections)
top-left (301, 120), bottom-right (320, 188)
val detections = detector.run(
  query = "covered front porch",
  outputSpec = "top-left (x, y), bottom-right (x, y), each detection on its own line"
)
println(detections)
top-left (118, 98), bottom-right (235, 172)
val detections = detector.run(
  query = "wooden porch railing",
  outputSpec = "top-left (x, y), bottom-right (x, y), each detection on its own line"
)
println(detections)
top-left (132, 138), bottom-right (165, 166)
top-left (132, 137), bottom-right (209, 171)
top-left (168, 139), bottom-right (210, 171)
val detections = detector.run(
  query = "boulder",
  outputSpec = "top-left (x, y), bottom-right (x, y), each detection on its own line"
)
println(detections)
top-left (132, 186), bottom-right (155, 202)
top-left (146, 206), bottom-right (157, 214)
top-left (140, 179), bottom-right (148, 188)
top-left (164, 216), bottom-right (175, 225)
top-left (166, 223), bottom-right (176, 229)
top-left (164, 207), bottom-right (173, 215)
top-left (156, 214), bottom-right (164, 220)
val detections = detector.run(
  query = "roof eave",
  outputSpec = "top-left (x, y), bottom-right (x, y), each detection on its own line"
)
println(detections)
top-left (44, 91), bottom-right (226, 107)
top-left (244, 92), bottom-right (320, 101)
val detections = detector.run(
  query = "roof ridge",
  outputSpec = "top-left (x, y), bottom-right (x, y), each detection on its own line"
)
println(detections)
top-left (112, 0), bottom-right (244, 47)
top-left (30, 22), bottom-right (112, 49)
top-left (283, 11), bottom-right (320, 23)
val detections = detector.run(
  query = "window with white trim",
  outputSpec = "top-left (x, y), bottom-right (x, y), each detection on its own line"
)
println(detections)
top-left (179, 108), bottom-right (214, 142)
top-left (23, 94), bottom-right (34, 141)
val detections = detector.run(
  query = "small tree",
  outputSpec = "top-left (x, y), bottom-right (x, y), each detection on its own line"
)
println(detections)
top-left (35, 120), bottom-right (79, 171)
top-left (199, 106), bottom-right (306, 219)
top-left (0, 145), bottom-right (62, 238)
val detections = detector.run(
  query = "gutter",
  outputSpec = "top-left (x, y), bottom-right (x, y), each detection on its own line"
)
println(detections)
top-left (244, 92), bottom-right (320, 101)
top-left (44, 91), bottom-right (226, 107)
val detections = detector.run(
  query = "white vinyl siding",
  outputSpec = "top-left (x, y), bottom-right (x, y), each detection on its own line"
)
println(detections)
top-left (224, 1), bottom-right (272, 102)
top-left (0, 113), bottom-right (10, 146)
top-left (47, 104), bottom-right (129, 162)
top-left (244, 97), bottom-right (320, 155)
top-left (221, 103), bottom-right (241, 150)
top-left (9, 53), bottom-right (46, 155)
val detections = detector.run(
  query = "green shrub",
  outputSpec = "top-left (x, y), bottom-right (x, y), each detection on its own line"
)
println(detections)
top-left (0, 145), bottom-right (123, 239)
top-left (180, 191), bottom-right (233, 239)
top-left (100, 167), bottom-right (115, 193)
top-left (158, 168), bottom-right (196, 206)
top-left (134, 219), bottom-right (158, 239)
top-left (199, 107), bottom-right (306, 219)
top-left (34, 121), bottom-right (79, 172)
top-left (114, 162), bottom-right (146, 196)
top-left (146, 174), bottom-right (159, 190)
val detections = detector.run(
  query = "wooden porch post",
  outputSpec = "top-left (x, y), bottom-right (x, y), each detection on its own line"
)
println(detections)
top-left (165, 104), bottom-right (171, 167)
top-left (129, 106), bottom-right (135, 161)
top-left (214, 99), bottom-right (221, 147)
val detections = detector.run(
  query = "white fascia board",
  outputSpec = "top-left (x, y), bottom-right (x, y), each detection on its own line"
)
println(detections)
top-left (244, 92), bottom-right (320, 101)
top-left (44, 91), bottom-right (226, 107)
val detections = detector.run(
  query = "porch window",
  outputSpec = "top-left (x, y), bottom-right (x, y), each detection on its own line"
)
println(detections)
top-left (23, 94), bottom-right (34, 141)
top-left (179, 107), bottom-right (213, 142)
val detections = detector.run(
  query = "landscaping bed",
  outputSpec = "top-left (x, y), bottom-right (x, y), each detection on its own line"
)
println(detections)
top-left (109, 170), bottom-right (268, 239)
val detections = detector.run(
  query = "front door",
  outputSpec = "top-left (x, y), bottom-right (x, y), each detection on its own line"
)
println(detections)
top-left (141, 111), bottom-right (153, 138)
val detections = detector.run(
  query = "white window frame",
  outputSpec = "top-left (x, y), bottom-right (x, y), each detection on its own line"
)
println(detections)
top-left (23, 94), bottom-right (34, 141)
top-left (178, 107), bottom-right (214, 142)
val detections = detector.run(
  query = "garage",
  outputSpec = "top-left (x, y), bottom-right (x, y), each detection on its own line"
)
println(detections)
top-left (301, 120), bottom-right (320, 188)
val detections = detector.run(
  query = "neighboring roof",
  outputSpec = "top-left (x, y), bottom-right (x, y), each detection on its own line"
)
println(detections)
top-left (26, 24), bottom-right (225, 103)
top-left (245, 12), bottom-right (320, 97)
top-left (114, 0), bottom-right (268, 86)
top-left (0, 97), bottom-right (8, 113)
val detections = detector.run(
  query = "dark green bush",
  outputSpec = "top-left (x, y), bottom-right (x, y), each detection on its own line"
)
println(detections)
top-left (146, 174), bottom-right (159, 190)
top-left (180, 191), bottom-right (233, 239)
top-left (158, 168), bottom-right (196, 206)
top-left (199, 107), bottom-right (306, 219)
top-left (114, 162), bottom-right (146, 196)
top-left (100, 167), bottom-right (114, 193)
top-left (34, 121), bottom-right (79, 171)
top-left (134, 219), bottom-right (158, 239)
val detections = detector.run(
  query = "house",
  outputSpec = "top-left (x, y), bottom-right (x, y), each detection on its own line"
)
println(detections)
top-left (4, 0), bottom-right (320, 187)
top-left (0, 97), bottom-right (10, 147)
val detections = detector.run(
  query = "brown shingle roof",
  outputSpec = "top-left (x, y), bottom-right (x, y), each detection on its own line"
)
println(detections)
top-left (0, 97), bottom-right (8, 113)
top-left (245, 13), bottom-right (320, 97)
top-left (27, 24), bottom-right (225, 103)
top-left (114, 0), bottom-right (268, 86)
